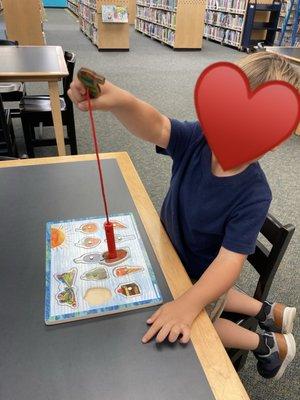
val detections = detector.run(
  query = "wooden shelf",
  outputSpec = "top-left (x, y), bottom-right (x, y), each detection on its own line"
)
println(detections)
top-left (135, 0), bottom-right (205, 49)
top-left (79, 0), bottom-right (130, 50)
top-left (2, 0), bottom-right (46, 45)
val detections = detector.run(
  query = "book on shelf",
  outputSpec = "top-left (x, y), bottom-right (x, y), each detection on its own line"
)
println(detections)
top-left (102, 5), bottom-right (128, 23)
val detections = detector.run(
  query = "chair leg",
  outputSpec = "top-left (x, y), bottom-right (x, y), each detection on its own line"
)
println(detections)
top-left (7, 117), bottom-right (19, 158)
top-left (66, 117), bottom-right (78, 155)
top-left (21, 116), bottom-right (35, 158)
top-left (233, 351), bottom-right (249, 372)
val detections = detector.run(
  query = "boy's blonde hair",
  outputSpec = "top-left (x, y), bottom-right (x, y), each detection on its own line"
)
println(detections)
top-left (236, 52), bottom-right (300, 91)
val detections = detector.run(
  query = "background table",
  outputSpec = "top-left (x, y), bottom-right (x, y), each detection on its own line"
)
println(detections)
top-left (0, 153), bottom-right (249, 400)
top-left (265, 46), bottom-right (300, 136)
top-left (265, 46), bottom-right (300, 64)
top-left (0, 45), bottom-right (68, 155)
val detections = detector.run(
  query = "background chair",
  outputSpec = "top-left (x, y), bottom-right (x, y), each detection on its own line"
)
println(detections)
top-left (223, 213), bottom-right (295, 371)
top-left (0, 39), bottom-right (26, 109)
top-left (0, 94), bottom-right (19, 158)
top-left (20, 51), bottom-right (78, 157)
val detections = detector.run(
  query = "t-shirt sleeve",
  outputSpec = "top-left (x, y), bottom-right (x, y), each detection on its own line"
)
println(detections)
top-left (222, 198), bottom-right (271, 255)
top-left (156, 119), bottom-right (203, 162)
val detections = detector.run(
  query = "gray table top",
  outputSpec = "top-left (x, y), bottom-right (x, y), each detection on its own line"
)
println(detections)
top-left (0, 46), bottom-right (68, 81)
top-left (265, 46), bottom-right (300, 64)
top-left (0, 159), bottom-right (215, 400)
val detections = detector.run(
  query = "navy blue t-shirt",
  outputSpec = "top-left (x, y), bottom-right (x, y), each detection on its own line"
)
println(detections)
top-left (157, 119), bottom-right (272, 280)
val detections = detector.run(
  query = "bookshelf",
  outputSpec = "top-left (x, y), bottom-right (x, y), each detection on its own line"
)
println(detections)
top-left (79, 0), bottom-right (129, 49)
top-left (2, 0), bottom-right (46, 45)
top-left (68, 0), bottom-right (79, 16)
top-left (275, 0), bottom-right (300, 46)
top-left (204, 0), bottom-right (276, 49)
top-left (135, 0), bottom-right (205, 49)
top-left (204, 0), bottom-right (247, 48)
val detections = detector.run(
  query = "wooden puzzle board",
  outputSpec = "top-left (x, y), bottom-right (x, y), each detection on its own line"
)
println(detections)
top-left (45, 213), bottom-right (162, 325)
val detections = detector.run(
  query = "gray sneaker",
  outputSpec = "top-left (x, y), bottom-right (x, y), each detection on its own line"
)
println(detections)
top-left (258, 301), bottom-right (296, 334)
top-left (254, 331), bottom-right (296, 380)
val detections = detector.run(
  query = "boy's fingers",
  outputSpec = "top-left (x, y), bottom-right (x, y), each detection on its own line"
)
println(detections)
top-left (78, 101), bottom-right (88, 111)
top-left (72, 78), bottom-right (87, 95)
top-left (168, 326), bottom-right (181, 343)
top-left (142, 321), bottom-right (163, 343)
top-left (147, 308), bottom-right (161, 324)
top-left (156, 322), bottom-right (173, 343)
top-left (179, 326), bottom-right (191, 344)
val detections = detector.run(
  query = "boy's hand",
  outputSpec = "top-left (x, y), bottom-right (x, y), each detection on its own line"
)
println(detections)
top-left (142, 298), bottom-right (199, 344)
top-left (68, 79), bottom-right (126, 112)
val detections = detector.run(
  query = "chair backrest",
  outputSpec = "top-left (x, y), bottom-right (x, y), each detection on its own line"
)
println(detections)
top-left (63, 51), bottom-right (76, 99)
top-left (247, 213), bottom-right (295, 302)
top-left (0, 39), bottom-right (18, 46)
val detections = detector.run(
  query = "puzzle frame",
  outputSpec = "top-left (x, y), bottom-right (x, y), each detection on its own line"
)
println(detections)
top-left (45, 213), bottom-right (163, 325)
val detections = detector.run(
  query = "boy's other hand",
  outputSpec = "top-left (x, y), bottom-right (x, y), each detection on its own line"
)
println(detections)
top-left (142, 299), bottom-right (199, 344)
top-left (68, 79), bottom-right (124, 112)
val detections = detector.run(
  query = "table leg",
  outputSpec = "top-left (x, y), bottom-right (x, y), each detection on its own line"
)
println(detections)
top-left (48, 80), bottom-right (67, 156)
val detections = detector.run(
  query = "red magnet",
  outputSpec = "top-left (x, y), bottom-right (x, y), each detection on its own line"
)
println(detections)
top-left (104, 221), bottom-right (117, 259)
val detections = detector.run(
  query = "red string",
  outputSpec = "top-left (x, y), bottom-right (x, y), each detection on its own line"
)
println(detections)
top-left (86, 91), bottom-right (110, 224)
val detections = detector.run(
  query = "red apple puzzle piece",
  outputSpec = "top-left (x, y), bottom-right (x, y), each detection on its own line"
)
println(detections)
top-left (194, 62), bottom-right (300, 170)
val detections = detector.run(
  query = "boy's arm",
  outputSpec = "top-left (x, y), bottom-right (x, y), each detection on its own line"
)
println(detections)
top-left (142, 247), bottom-right (246, 343)
top-left (68, 79), bottom-right (171, 148)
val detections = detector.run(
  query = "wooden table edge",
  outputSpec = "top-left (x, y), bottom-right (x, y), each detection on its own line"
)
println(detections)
top-left (265, 47), bottom-right (300, 64)
top-left (0, 153), bottom-right (250, 400)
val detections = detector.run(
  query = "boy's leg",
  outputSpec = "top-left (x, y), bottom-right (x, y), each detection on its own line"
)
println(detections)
top-left (224, 288), bottom-right (296, 333)
top-left (224, 288), bottom-right (262, 316)
top-left (214, 317), bottom-right (259, 350)
top-left (214, 318), bottom-right (296, 380)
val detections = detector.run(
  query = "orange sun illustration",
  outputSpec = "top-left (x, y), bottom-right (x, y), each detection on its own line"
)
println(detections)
top-left (51, 226), bottom-right (66, 249)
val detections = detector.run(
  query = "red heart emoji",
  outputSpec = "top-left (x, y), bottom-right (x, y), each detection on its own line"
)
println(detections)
top-left (194, 62), bottom-right (300, 170)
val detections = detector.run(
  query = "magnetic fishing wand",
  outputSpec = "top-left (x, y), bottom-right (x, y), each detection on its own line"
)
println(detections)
top-left (77, 67), bottom-right (117, 259)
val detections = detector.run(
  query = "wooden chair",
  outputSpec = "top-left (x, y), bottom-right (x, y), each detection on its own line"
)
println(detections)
top-left (19, 51), bottom-right (78, 157)
top-left (0, 39), bottom-right (26, 108)
top-left (223, 213), bottom-right (295, 371)
top-left (0, 94), bottom-right (19, 157)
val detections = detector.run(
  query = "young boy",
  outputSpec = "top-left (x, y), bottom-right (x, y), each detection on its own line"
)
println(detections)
top-left (68, 52), bottom-right (298, 380)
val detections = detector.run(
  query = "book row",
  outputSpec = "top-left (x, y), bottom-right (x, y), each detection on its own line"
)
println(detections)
top-left (205, 10), bottom-right (244, 30)
top-left (135, 18), bottom-right (176, 45)
top-left (136, 5), bottom-right (176, 27)
top-left (79, 3), bottom-right (96, 24)
top-left (206, 0), bottom-right (246, 12)
top-left (80, 17), bottom-right (97, 43)
top-left (204, 24), bottom-right (241, 46)
top-left (137, 0), bottom-right (178, 11)
top-left (68, 1), bottom-right (79, 15)
top-left (80, 0), bottom-right (97, 9)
